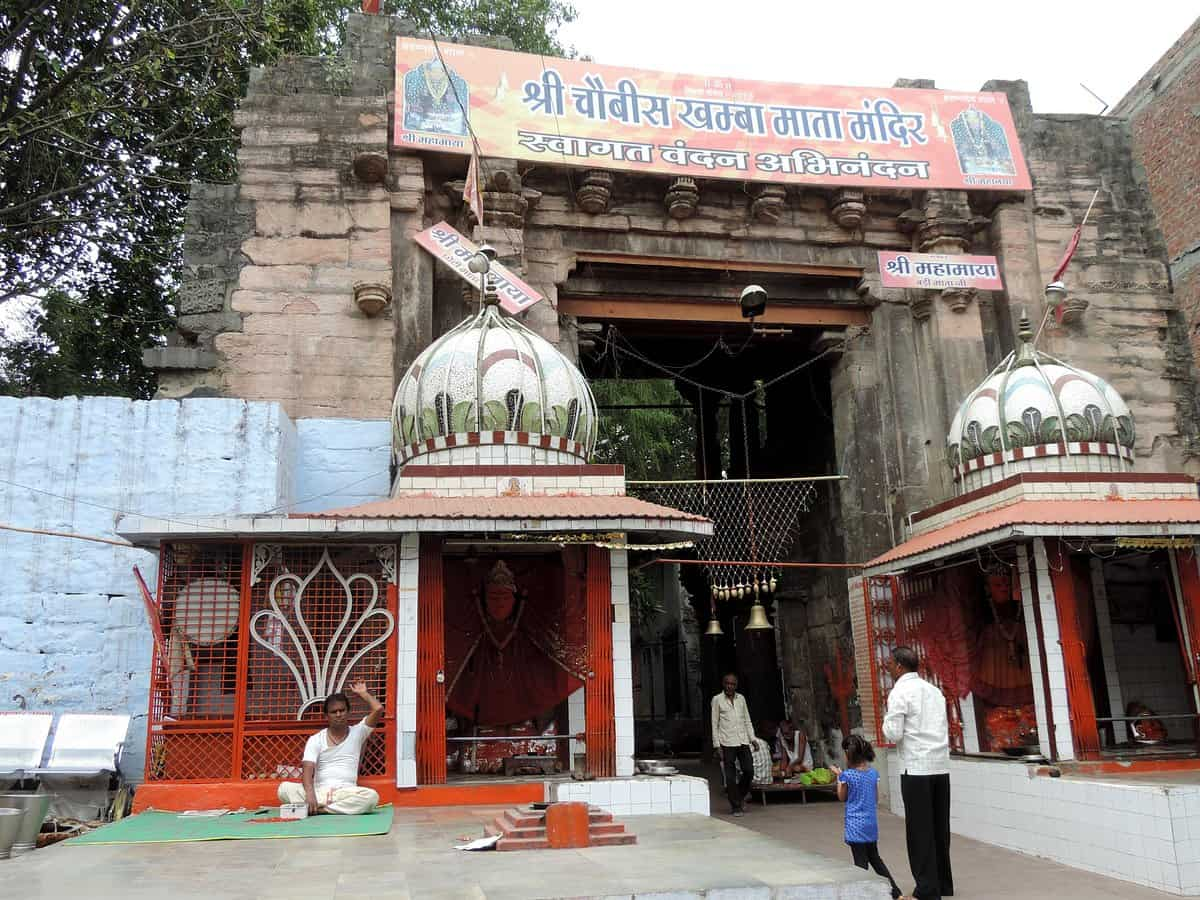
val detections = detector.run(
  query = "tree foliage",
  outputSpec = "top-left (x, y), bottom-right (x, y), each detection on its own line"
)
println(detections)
top-left (0, 0), bottom-right (575, 398)
top-left (591, 379), bottom-right (696, 482)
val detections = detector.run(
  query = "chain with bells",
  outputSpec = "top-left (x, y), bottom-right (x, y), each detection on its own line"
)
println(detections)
top-left (704, 573), bottom-right (777, 636)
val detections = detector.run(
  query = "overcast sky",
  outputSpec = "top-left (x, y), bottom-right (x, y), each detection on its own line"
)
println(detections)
top-left (558, 2), bottom-right (1195, 114)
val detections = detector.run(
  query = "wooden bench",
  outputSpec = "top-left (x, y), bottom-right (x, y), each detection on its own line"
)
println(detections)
top-left (749, 781), bottom-right (837, 806)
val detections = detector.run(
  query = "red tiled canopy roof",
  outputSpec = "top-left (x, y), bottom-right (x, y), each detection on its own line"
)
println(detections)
top-left (295, 494), bottom-right (711, 524)
top-left (866, 498), bottom-right (1200, 569)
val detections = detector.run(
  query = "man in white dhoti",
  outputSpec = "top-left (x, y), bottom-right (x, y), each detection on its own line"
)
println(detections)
top-left (278, 681), bottom-right (383, 815)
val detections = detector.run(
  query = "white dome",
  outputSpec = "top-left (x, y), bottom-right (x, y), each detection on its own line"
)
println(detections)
top-left (391, 302), bottom-right (597, 466)
top-left (947, 313), bottom-right (1134, 491)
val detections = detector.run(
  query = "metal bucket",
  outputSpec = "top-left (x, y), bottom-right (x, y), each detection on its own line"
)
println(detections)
top-left (0, 809), bottom-right (24, 860)
top-left (0, 794), bottom-right (52, 856)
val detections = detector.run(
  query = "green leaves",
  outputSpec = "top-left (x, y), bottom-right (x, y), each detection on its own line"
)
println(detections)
top-left (591, 380), bottom-right (695, 481)
top-left (0, 0), bottom-right (575, 397)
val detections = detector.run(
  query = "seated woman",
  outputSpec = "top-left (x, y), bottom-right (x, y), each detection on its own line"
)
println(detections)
top-left (775, 718), bottom-right (813, 777)
top-left (1126, 700), bottom-right (1168, 743)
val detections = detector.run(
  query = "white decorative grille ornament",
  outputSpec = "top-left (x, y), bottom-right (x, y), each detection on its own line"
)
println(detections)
top-left (249, 547), bottom-right (395, 719)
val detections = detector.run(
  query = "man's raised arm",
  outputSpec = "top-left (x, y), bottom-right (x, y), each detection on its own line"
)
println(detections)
top-left (350, 681), bottom-right (384, 728)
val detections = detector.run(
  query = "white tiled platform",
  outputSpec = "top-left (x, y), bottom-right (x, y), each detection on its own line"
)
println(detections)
top-left (888, 754), bottom-right (1200, 895)
top-left (549, 774), bottom-right (711, 816)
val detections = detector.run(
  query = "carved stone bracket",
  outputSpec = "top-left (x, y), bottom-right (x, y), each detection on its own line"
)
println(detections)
top-left (751, 184), bottom-right (788, 224)
top-left (482, 166), bottom-right (530, 227)
top-left (940, 287), bottom-right (977, 313)
top-left (665, 177), bottom-right (700, 219)
top-left (353, 281), bottom-right (392, 317)
top-left (1059, 296), bottom-right (1090, 325)
top-left (830, 188), bottom-right (867, 230)
top-left (811, 329), bottom-right (848, 360)
top-left (576, 170), bottom-right (614, 214)
top-left (910, 293), bottom-right (933, 322)
top-left (916, 218), bottom-right (975, 254)
top-left (352, 150), bottom-right (388, 184)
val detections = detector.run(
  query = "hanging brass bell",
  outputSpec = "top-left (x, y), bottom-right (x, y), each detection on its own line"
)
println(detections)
top-left (704, 616), bottom-right (725, 637)
top-left (745, 601), bottom-right (773, 630)
top-left (769, 577), bottom-right (777, 592)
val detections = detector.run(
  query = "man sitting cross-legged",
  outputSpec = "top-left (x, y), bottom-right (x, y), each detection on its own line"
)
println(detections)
top-left (278, 681), bottom-right (383, 815)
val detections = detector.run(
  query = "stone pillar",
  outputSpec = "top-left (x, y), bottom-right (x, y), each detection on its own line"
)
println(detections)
top-left (392, 153), bottom-right (433, 380)
top-left (830, 329), bottom-right (897, 563)
top-left (902, 191), bottom-right (991, 484)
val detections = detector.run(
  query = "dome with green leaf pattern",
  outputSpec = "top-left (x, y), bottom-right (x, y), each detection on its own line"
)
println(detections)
top-left (391, 302), bottom-right (597, 465)
top-left (947, 313), bottom-right (1134, 487)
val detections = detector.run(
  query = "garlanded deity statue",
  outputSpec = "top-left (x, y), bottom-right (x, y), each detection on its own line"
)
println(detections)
top-left (444, 557), bottom-right (587, 727)
top-left (402, 57), bottom-right (470, 136)
top-left (950, 106), bottom-right (1016, 176)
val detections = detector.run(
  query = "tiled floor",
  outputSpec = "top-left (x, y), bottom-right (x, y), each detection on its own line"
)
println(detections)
top-left (8, 804), bottom-right (889, 899)
top-left (702, 764), bottom-right (1178, 899)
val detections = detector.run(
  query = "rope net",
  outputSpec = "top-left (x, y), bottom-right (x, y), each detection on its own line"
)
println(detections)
top-left (627, 478), bottom-right (819, 601)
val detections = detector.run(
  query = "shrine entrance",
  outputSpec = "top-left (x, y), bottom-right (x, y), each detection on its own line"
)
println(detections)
top-left (441, 548), bottom-right (585, 781)
top-left (415, 539), bottom-right (620, 785)
top-left (569, 254), bottom-right (868, 756)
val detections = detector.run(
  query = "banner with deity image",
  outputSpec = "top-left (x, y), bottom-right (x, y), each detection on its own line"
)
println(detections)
top-left (395, 38), bottom-right (1031, 191)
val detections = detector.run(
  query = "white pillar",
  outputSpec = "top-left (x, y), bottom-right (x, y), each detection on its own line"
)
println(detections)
top-left (1030, 538), bottom-right (1076, 761)
top-left (396, 533), bottom-right (419, 787)
top-left (611, 550), bottom-right (635, 776)
top-left (1089, 556), bottom-right (1124, 741)
top-left (959, 693), bottom-right (981, 753)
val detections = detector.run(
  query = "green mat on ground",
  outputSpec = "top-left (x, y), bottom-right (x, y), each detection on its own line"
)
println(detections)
top-left (66, 806), bottom-right (393, 845)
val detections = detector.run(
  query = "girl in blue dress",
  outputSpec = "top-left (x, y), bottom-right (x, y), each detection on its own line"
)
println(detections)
top-left (830, 734), bottom-right (906, 900)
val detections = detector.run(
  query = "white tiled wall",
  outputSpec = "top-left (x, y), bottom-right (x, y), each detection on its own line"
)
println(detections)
top-left (1111, 624), bottom-right (1193, 740)
top-left (396, 532), bottom-right (419, 788)
top-left (888, 754), bottom-right (1200, 895)
top-left (611, 550), bottom-right (635, 777)
top-left (550, 775), bottom-right (710, 816)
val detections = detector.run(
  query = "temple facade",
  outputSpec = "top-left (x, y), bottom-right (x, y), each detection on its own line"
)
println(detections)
top-left (142, 11), bottom-right (1200, 770)
top-left (2, 7), bottom-right (1199, 882)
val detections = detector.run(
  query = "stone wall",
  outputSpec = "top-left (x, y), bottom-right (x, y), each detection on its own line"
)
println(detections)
top-left (0, 397), bottom-right (296, 780)
top-left (1113, 16), bottom-right (1200, 363)
top-left (1020, 102), bottom-right (1199, 473)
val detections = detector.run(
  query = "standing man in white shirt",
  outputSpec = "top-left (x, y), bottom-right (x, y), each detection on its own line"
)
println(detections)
top-left (883, 646), bottom-right (953, 900)
top-left (277, 681), bottom-right (383, 815)
top-left (711, 672), bottom-right (756, 817)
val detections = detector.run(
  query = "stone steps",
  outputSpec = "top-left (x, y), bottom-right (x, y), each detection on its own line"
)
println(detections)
top-left (487, 804), bottom-right (636, 851)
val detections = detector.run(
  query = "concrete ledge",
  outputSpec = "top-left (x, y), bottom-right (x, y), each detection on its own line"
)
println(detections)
top-left (142, 347), bottom-right (219, 370)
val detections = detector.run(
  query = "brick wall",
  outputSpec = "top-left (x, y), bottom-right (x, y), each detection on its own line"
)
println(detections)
top-left (1113, 16), bottom-right (1200, 361)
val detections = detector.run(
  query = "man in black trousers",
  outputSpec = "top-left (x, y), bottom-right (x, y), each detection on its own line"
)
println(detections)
top-left (883, 646), bottom-right (953, 899)
top-left (711, 672), bottom-right (756, 817)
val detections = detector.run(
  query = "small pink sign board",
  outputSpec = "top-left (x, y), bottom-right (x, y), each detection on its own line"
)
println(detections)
top-left (877, 251), bottom-right (1004, 290)
top-left (414, 222), bottom-right (543, 314)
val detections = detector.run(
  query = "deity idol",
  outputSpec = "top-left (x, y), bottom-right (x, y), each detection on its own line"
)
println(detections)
top-left (444, 559), bottom-right (587, 727)
top-left (402, 57), bottom-right (470, 136)
top-left (950, 106), bottom-right (1016, 176)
